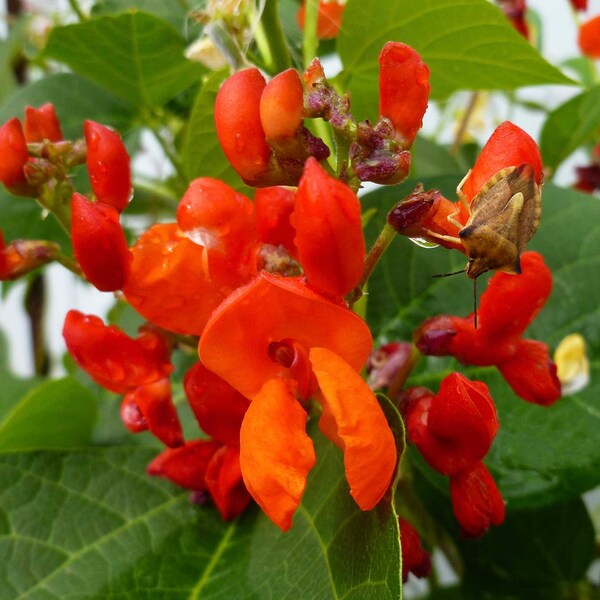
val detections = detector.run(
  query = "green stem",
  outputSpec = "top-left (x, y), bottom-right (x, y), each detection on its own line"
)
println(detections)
top-left (347, 222), bottom-right (397, 306)
top-left (67, 0), bottom-right (87, 21)
top-left (302, 0), bottom-right (319, 69)
top-left (54, 252), bottom-right (82, 276)
top-left (145, 117), bottom-right (188, 189)
top-left (205, 21), bottom-right (248, 71)
top-left (253, 0), bottom-right (291, 74)
top-left (450, 91), bottom-right (479, 156)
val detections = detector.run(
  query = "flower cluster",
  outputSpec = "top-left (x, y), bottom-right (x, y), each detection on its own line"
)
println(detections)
top-left (414, 251), bottom-right (561, 406)
top-left (215, 42), bottom-right (429, 188)
top-left (401, 374), bottom-right (505, 537)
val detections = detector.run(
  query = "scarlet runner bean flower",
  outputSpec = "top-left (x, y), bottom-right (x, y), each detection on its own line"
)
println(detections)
top-left (496, 0), bottom-right (530, 39)
top-left (148, 361), bottom-right (251, 521)
top-left (414, 251), bottom-right (561, 406)
top-left (296, 0), bottom-right (346, 39)
top-left (0, 117), bottom-right (30, 193)
top-left (388, 121), bottom-right (542, 277)
top-left (71, 192), bottom-right (132, 292)
top-left (254, 186), bottom-right (298, 259)
top-left (199, 273), bottom-right (397, 531)
top-left (24, 103), bottom-right (63, 143)
top-left (578, 15), bottom-right (600, 59)
top-left (294, 157), bottom-right (365, 297)
top-left (570, 0), bottom-right (587, 10)
top-left (63, 310), bottom-right (182, 447)
top-left (123, 178), bottom-right (259, 335)
top-left (84, 120), bottom-right (132, 212)
top-left (399, 518), bottom-right (431, 582)
top-left (403, 372), bottom-right (505, 536)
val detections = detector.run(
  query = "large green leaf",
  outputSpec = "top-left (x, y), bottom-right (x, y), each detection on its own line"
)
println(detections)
top-left (337, 0), bottom-right (572, 119)
top-left (0, 73), bottom-right (135, 139)
top-left (0, 377), bottom-right (97, 452)
top-left (181, 70), bottom-right (250, 192)
top-left (0, 423), bottom-right (402, 599)
top-left (540, 85), bottom-right (600, 172)
top-left (44, 12), bottom-right (204, 108)
top-left (362, 180), bottom-right (600, 507)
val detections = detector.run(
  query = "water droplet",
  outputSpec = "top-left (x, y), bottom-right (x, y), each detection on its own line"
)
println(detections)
top-left (234, 133), bottom-right (245, 153)
top-left (97, 161), bottom-right (108, 174)
top-left (409, 237), bottom-right (439, 249)
top-left (87, 130), bottom-right (100, 150)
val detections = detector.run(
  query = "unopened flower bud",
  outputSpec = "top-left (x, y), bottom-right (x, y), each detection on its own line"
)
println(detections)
top-left (24, 103), bottom-right (63, 143)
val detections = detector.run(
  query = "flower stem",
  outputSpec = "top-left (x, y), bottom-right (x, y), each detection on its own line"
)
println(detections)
top-left (302, 0), bottom-right (319, 69)
top-left (450, 91), bottom-right (479, 156)
top-left (254, 0), bottom-right (291, 74)
top-left (54, 251), bottom-right (82, 276)
top-left (347, 222), bottom-right (397, 306)
top-left (67, 0), bottom-right (87, 21)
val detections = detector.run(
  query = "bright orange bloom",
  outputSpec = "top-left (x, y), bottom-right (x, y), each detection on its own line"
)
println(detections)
top-left (297, 0), bottom-right (346, 39)
top-left (199, 273), bottom-right (396, 531)
top-left (254, 186), bottom-right (298, 258)
top-left (24, 103), bottom-right (62, 143)
top-left (579, 15), bottom-right (600, 59)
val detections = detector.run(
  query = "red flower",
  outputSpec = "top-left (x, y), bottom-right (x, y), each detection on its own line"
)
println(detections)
top-left (294, 157), bottom-right (365, 297)
top-left (0, 117), bottom-right (29, 190)
top-left (405, 373), bottom-right (499, 476)
top-left (24, 103), bottom-right (62, 143)
top-left (496, 0), bottom-right (530, 40)
top-left (199, 273), bottom-right (396, 531)
top-left (148, 361), bottom-right (252, 520)
top-left (399, 518), bottom-right (431, 582)
top-left (379, 42), bottom-right (430, 149)
top-left (296, 0), bottom-right (346, 39)
top-left (0, 230), bottom-right (59, 280)
top-left (63, 310), bottom-right (181, 447)
top-left (570, 0), bottom-right (587, 10)
top-left (579, 15), bottom-right (600, 59)
top-left (84, 120), bottom-right (132, 213)
top-left (215, 68), bottom-right (272, 186)
top-left (450, 461), bottom-right (506, 537)
top-left (388, 122), bottom-right (542, 273)
top-left (71, 193), bottom-right (132, 292)
top-left (414, 251), bottom-right (561, 406)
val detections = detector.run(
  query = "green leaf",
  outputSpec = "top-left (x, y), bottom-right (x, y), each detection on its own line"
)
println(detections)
top-left (337, 0), bottom-right (572, 119)
top-left (0, 377), bottom-right (97, 452)
top-left (44, 12), bottom-right (205, 108)
top-left (362, 180), bottom-right (600, 507)
top-left (181, 69), bottom-right (250, 192)
top-left (410, 136), bottom-right (462, 179)
top-left (0, 72), bottom-right (135, 139)
top-left (91, 0), bottom-right (192, 34)
top-left (540, 85), bottom-right (600, 172)
top-left (0, 424), bottom-right (402, 598)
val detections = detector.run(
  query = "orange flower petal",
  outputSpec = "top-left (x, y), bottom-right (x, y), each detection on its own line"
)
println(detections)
top-left (579, 15), bottom-right (600, 59)
top-left (200, 273), bottom-right (373, 398)
top-left (310, 347), bottom-right (396, 510)
top-left (239, 378), bottom-right (316, 531)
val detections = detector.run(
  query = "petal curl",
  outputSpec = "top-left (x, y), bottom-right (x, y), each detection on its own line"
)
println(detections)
top-left (239, 378), bottom-right (316, 531)
top-left (310, 347), bottom-right (396, 510)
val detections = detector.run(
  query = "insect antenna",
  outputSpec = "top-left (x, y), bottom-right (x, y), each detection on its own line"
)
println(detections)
top-left (473, 277), bottom-right (478, 329)
top-left (431, 268), bottom-right (467, 278)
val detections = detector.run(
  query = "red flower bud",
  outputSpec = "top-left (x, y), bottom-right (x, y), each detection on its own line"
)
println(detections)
top-left (0, 118), bottom-right (29, 189)
top-left (296, 0), bottom-right (346, 39)
top-left (579, 15), bottom-right (600, 59)
top-left (0, 230), bottom-right (59, 280)
top-left (260, 69), bottom-right (304, 146)
top-left (121, 378), bottom-right (183, 448)
top-left (460, 122), bottom-right (542, 203)
top-left (84, 120), bottom-right (132, 212)
top-left (379, 42), bottom-right (430, 148)
top-left (570, 0), bottom-right (587, 10)
top-left (450, 461), bottom-right (505, 537)
top-left (63, 310), bottom-right (172, 394)
top-left (214, 68), bottom-right (272, 186)
top-left (71, 192), bottom-right (132, 291)
top-left (254, 186), bottom-right (297, 257)
top-left (294, 157), bottom-right (365, 296)
top-left (184, 362), bottom-right (249, 447)
top-left (24, 103), bottom-right (62, 143)
top-left (497, 0), bottom-right (530, 39)
top-left (399, 518), bottom-right (431, 582)
top-left (406, 373), bottom-right (498, 476)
